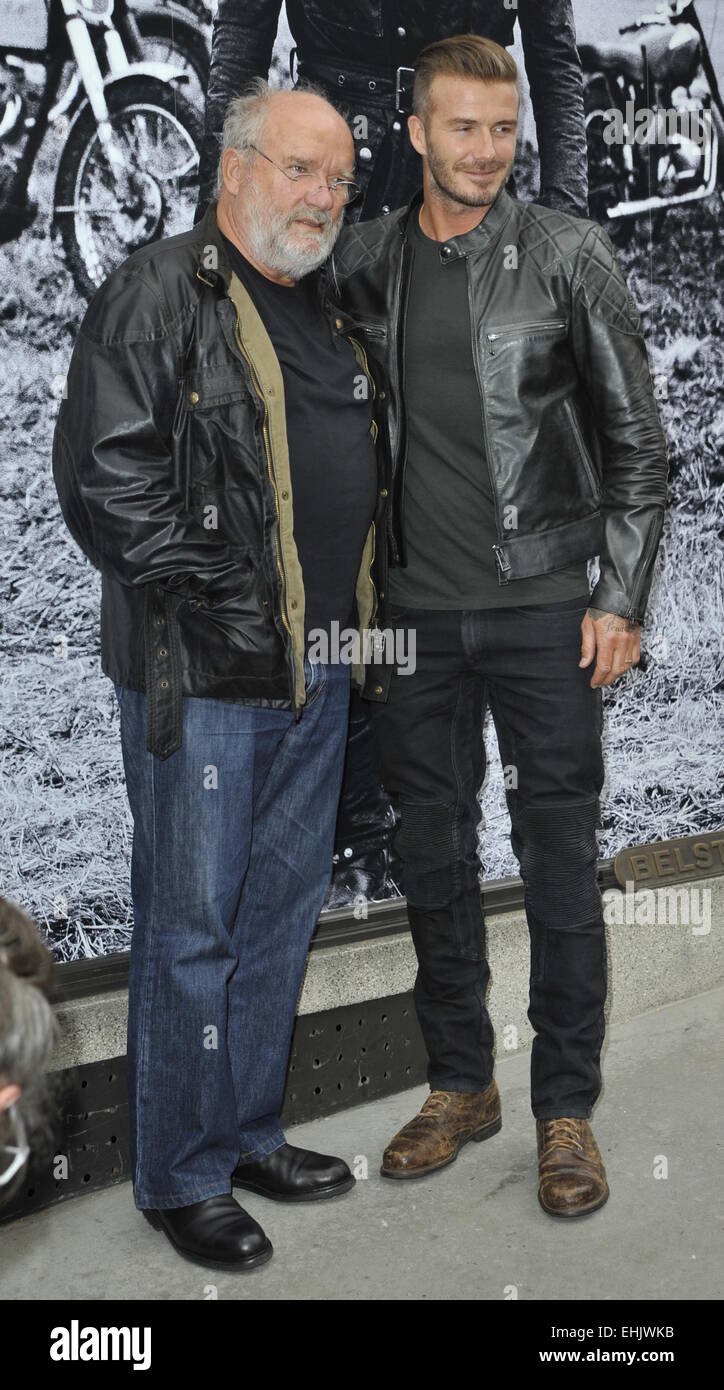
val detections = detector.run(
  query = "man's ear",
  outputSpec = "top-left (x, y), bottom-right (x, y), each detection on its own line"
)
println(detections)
top-left (220, 145), bottom-right (248, 197)
top-left (0, 1083), bottom-right (22, 1112)
top-left (407, 114), bottom-right (427, 158)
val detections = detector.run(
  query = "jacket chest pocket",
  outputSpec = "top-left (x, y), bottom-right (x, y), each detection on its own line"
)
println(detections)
top-left (181, 368), bottom-right (254, 412)
top-left (175, 369), bottom-right (259, 500)
top-left (485, 319), bottom-right (568, 356)
top-left (304, 1), bottom-right (383, 36)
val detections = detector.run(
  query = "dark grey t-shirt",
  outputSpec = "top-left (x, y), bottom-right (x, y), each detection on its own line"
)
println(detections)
top-left (221, 232), bottom-right (378, 644)
top-left (387, 209), bottom-right (590, 609)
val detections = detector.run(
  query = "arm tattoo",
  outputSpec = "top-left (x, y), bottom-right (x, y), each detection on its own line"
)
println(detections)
top-left (587, 606), bottom-right (641, 633)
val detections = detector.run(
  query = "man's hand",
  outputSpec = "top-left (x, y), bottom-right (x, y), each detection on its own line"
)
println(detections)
top-left (579, 607), bottom-right (641, 687)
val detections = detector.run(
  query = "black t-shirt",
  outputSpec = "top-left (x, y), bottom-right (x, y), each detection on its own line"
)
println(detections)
top-left (387, 209), bottom-right (590, 609)
top-left (220, 232), bottom-right (378, 644)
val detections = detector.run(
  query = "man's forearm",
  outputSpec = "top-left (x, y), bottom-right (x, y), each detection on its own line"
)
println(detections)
top-left (519, 0), bottom-right (589, 216)
top-left (198, 0), bottom-right (282, 209)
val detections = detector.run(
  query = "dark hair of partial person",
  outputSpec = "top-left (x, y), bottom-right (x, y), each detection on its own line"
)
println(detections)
top-left (413, 33), bottom-right (519, 122)
top-left (0, 896), bottom-right (64, 1207)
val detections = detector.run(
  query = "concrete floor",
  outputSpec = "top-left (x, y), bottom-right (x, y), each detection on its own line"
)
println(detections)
top-left (2, 986), bottom-right (722, 1302)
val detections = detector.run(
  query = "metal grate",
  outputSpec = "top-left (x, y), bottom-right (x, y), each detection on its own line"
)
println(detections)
top-left (0, 993), bottom-right (426, 1224)
top-left (282, 992), bottom-right (427, 1125)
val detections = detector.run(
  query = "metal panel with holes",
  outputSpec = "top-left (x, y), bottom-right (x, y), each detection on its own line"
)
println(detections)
top-left (0, 993), bottom-right (426, 1224)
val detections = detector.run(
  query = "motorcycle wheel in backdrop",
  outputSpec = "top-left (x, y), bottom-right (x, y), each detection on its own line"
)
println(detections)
top-left (53, 73), bottom-right (201, 300)
top-left (132, 6), bottom-right (209, 111)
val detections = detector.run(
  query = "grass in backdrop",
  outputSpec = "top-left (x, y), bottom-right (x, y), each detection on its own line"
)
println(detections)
top-left (1, 135), bottom-right (722, 959)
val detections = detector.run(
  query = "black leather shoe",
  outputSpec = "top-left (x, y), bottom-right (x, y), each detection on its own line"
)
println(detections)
top-left (142, 1194), bottom-right (273, 1271)
top-left (231, 1142), bottom-right (355, 1202)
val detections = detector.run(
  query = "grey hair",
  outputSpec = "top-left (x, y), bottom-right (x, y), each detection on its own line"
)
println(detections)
top-left (0, 897), bottom-right (64, 1208)
top-left (214, 77), bottom-right (343, 198)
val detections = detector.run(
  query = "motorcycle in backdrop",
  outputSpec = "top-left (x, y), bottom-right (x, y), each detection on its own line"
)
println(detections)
top-left (0, 0), bottom-right (208, 298)
top-left (580, 0), bottom-right (724, 242)
top-left (128, 0), bottom-right (210, 110)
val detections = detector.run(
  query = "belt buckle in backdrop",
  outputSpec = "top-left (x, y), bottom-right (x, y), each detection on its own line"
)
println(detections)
top-left (395, 66), bottom-right (415, 115)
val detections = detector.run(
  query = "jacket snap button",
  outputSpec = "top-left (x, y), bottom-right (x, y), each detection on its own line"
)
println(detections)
top-left (281, 489), bottom-right (289, 500)
top-left (159, 647), bottom-right (167, 657)
top-left (375, 685), bottom-right (383, 694)
top-left (189, 390), bottom-right (199, 404)
top-left (380, 488), bottom-right (388, 497)
top-left (160, 680), bottom-right (168, 689)
top-left (290, 600), bottom-right (298, 609)
top-left (335, 317), bottom-right (343, 329)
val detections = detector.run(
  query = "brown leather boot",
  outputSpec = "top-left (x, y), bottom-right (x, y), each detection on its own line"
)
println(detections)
top-left (381, 1081), bottom-right (501, 1179)
top-left (536, 1118), bottom-right (609, 1217)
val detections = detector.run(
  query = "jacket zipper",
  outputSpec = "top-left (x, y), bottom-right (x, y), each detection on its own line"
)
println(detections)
top-left (348, 333), bottom-right (379, 627)
top-left (348, 334), bottom-right (377, 403)
top-left (368, 520), bottom-right (378, 627)
top-left (355, 320), bottom-right (387, 339)
top-left (394, 241), bottom-right (413, 557)
top-left (487, 319), bottom-right (567, 355)
top-left (564, 398), bottom-right (600, 495)
top-left (467, 263), bottom-right (509, 579)
top-left (624, 514), bottom-right (660, 621)
top-left (232, 327), bottom-right (293, 638)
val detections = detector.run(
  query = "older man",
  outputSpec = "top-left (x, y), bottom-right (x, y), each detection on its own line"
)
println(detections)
top-left (52, 84), bottom-right (386, 1271)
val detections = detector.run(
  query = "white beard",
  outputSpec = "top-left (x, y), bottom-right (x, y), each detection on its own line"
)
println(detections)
top-left (244, 180), bottom-right (342, 280)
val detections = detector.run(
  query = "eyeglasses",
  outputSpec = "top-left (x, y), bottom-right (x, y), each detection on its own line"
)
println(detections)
top-left (248, 145), bottom-right (361, 205)
top-left (0, 1104), bottom-right (29, 1189)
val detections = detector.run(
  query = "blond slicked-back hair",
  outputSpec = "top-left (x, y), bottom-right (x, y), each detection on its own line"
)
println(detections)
top-left (413, 33), bottom-right (519, 123)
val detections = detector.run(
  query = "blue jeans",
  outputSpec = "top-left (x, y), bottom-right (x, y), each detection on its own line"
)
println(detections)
top-left (112, 656), bottom-right (351, 1209)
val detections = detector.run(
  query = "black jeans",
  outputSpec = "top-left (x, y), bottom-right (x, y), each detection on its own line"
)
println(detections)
top-left (368, 594), bottom-right (607, 1119)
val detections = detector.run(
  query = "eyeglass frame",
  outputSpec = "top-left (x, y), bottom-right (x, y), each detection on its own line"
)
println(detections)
top-left (0, 1103), bottom-right (30, 1188)
top-left (247, 144), bottom-right (361, 204)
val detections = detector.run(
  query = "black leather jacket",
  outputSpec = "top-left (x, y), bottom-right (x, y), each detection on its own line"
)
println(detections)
top-left (51, 200), bottom-right (388, 757)
top-left (199, 0), bottom-right (588, 218)
top-left (331, 187), bottom-right (669, 702)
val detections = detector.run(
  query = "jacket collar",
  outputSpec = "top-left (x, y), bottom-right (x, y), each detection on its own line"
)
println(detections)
top-left (193, 198), bottom-right (236, 290)
top-left (400, 183), bottom-right (516, 262)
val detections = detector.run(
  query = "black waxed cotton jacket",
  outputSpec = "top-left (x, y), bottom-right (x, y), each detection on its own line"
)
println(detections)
top-left (51, 199), bottom-right (389, 757)
top-left (330, 187), bottom-right (669, 703)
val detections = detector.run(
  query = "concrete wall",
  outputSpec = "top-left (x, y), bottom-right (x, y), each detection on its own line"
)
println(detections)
top-left (48, 874), bottom-right (724, 1074)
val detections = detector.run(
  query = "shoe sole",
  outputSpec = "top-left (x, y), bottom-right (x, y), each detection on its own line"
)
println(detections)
top-left (142, 1208), bottom-right (274, 1272)
top-left (537, 1183), bottom-right (610, 1218)
top-left (380, 1114), bottom-right (502, 1180)
top-left (231, 1174), bottom-right (356, 1203)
